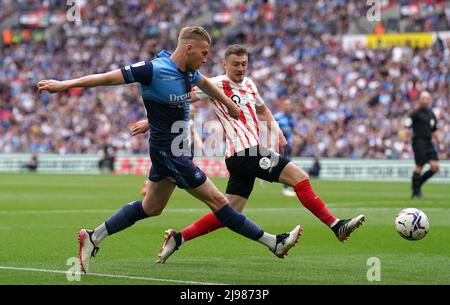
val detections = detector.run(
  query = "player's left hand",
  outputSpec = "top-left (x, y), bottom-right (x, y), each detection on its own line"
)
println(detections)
top-left (131, 120), bottom-right (150, 136)
top-left (37, 80), bottom-right (67, 93)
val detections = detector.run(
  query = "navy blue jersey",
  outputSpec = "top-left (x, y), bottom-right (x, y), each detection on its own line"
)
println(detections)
top-left (121, 50), bottom-right (201, 150)
top-left (274, 111), bottom-right (295, 146)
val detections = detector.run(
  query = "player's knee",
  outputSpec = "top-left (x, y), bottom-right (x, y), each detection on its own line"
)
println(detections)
top-left (279, 163), bottom-right (309, 186)
top-left (293, 166), bottom-right (309, 182)
top-left (431, 164), bottom-right (440, 173)
top-left (141, 201), bottom-right (164, 216)
top-left (300, 169), bottom-right (309, 181)
top-left (150, 209), bottom-right (164, 216)
top-left (208, 189), bottom-right (228, 211)
top-left (212, 190), bottom-right (227, 205)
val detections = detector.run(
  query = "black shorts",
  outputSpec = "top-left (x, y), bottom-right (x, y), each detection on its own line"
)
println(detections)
top-left (412, 139), bottom-right (439, 166)
top-left (225, 146), bottom-right (290, 199)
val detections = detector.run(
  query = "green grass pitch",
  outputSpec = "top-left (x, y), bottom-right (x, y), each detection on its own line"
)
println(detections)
top-left (0, 173), bottom-right (449, 285)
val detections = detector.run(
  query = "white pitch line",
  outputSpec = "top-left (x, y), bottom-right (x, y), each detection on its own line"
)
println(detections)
top-left (0, 266), bottom-right (228, 285)
top-left (0, 206), bottom-right (449, 215)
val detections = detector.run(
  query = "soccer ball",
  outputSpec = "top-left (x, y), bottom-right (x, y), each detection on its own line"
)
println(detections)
top-left (395, 208), bottom-right (429, 241)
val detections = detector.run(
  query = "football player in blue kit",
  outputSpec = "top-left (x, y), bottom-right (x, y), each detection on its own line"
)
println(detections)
top-left (37, 26), bottom-right (301, 273)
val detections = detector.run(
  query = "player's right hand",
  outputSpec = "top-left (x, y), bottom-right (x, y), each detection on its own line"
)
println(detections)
top-left (278, 132), bottom-right (287, 155)
top-left (37, 80), bottom-right (67, 94)
top-left (226, 102), bottom-right (242, 120)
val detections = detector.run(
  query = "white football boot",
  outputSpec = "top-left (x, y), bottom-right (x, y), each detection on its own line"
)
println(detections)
top-left (78, 229), bottom-right (99, 273)
top-left (157, 229), bottom-right (182, 264)
top-left (272, 225), bottom-right (302, 258)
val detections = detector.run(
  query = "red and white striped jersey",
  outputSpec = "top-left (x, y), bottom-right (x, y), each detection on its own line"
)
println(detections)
top-left (193, 75), bottom-right (264, 158)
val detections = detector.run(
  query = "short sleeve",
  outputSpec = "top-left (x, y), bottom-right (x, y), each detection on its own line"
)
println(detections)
top-left (248, 79), bottom-right (265, 106)
top-left (255, 92), bottom-right (265, 106)
top-left (404, 112), bottom-right (415, 128)
top-left (432, 112), bottom-right (438, 132)
top-left (121, 61), bottom-right (153, 86)
top-left (404, 117), bottom-right (412, 128)
top-left (192, 70), bottom-right (202, 86)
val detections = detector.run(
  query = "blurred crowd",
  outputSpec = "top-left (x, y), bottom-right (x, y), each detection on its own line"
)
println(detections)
top-left (0, 0), bottom-right (449, 160)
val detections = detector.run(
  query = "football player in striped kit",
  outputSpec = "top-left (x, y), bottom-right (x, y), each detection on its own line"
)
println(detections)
top-left (133, 45), bottom-right (364, 263)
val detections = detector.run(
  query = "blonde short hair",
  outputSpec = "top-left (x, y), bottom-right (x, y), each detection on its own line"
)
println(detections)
top-left (178, 26), bottom-right (211, 45)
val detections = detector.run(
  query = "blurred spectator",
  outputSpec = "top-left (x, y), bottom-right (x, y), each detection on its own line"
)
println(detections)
top-left (98, 144), bottom-right (116, 173)
top-left (0, 0), bottom-right (449, 161)
top-left (308, 156), bottom-right (321, 178)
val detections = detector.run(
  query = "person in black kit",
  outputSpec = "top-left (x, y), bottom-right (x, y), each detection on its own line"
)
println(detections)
top-left (404, 91), bottom-right (440, 199)
top-left (308, 156), bottom-right (321, 178)
top-left (98, 144), bottom-right (116, 173)
top-left (22, 153), bottom-right (38, 172)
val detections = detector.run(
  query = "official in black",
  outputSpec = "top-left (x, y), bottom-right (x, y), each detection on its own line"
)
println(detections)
top-left (404, 91), bottom-right (440, 199)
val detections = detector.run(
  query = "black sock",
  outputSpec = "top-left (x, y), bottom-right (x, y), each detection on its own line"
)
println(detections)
top-left (412, 172), bottom-right (421, 192)
top-left (419, 170), bottom-right (435, 186)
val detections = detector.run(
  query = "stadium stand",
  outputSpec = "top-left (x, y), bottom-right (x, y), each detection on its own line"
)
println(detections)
top-left (1, 0), bottom-right (449, 160)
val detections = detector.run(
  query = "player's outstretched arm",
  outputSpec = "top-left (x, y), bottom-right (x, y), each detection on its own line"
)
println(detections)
top-left (37, 69), bottom-right (125, 94)
top-left (196, 75), bottom-right (241, 119)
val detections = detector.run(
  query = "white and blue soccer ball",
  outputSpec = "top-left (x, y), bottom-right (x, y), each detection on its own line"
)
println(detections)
top-left (395, 208), bottom-right (429, 241)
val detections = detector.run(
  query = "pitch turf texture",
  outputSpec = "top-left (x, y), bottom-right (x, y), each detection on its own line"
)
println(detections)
top-left (1, 173), bottom-right (449, 285)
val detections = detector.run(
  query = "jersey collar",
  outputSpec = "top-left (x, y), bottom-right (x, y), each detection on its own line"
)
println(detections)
top-left (156, 50), bottom-right (172, 58)
top-left (224, 74), bottom-right (246, 87)
top-left (157, 49), bottom-right (193, 76)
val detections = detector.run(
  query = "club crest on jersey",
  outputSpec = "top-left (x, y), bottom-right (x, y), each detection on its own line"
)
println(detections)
top-left (230, 94), bottom-right (242, 105)
top-left (259, 157), bottom-right (272, 170)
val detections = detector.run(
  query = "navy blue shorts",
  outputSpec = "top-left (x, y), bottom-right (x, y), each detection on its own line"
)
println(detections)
top-left (148, 148), bottom-right (207, 189)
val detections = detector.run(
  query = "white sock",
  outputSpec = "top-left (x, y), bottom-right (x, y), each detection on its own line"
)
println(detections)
top-left (92, 223), bottom-right (108, 246)
top-left (257, 232), bottom-right (277, 251)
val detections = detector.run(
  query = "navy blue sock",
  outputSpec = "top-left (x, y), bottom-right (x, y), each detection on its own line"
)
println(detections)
top-left (105, 201), bottom-right (148, 235)
top-left (214, 204), bottom-right (264, 240)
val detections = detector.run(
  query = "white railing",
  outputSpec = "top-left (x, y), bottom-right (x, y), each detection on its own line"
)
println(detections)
top-left (1, 154), bottom-right (449, 183)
